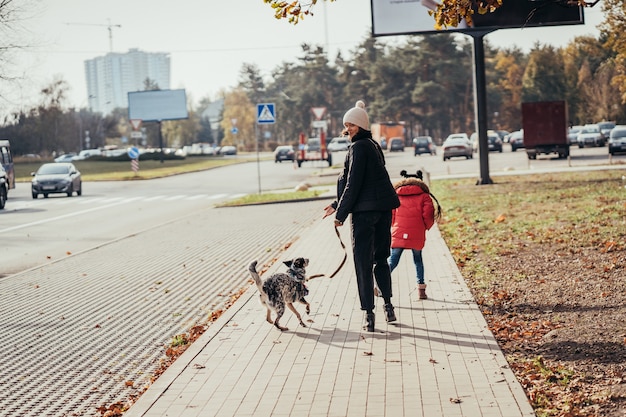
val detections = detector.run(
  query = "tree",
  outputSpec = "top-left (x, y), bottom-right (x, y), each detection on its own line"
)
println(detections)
top-left (220, 88), bottom-right (255, 151)
top-left (522, 45), bottom-right (568, 103)
top-left (601, 0), bottom-right (626, 103)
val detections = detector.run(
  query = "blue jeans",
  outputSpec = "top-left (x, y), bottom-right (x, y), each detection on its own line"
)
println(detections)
top-left (388, 247), bottom-right (425, 285)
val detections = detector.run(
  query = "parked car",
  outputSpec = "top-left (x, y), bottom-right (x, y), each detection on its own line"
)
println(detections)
top-left (577, 124), bottom-right (606, 148)
top-left (487, 131), bottom-right (503, 152)
top-left (567, 125), bottom-right (583, 145)
top-left (496, 130), bottom-right (510, 143)
top-left (509, 130), bottom-right (525, 152)
top-left (597, 121), bottom-right (616, 138)
top-left (54, 153), bottom-right (78, 163)
top-left (470, 131), bottom-right (500, 152)
top-left (31, 162), bottom-right (82, 199)
top-left (327, 137), bottom-right (351, 152)
top-left (219, 146), bottom-right (237, 155)
top-left (274, 145), bottom-right (295, 162)
top-left (608, 125), bottom-right (626, 155)
top-left (442, 134), bottom-right (472, 161)
top-left (388, 137), bottom-right (405, 152)
top-left (0, 165), bottom-right (7, 209)
top-left (413, 136), bottom-right (436, 156)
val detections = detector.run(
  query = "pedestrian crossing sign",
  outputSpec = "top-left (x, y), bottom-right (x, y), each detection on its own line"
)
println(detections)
top-left (257, 103), bottom-right (276, 124)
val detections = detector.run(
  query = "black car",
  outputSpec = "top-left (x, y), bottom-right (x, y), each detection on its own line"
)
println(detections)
top-left (0, 165), bottom-right (7, 209)
top-left (413, 136), bottom-right (436, 156)
top-left (608, 125), bottom-right (626, 155)
top-left (31, 162), bottom-right (82, 199)
top-left (274, 145), bottom-right (295, 162)
top-left (509, 130), bottom-right (524, 152)
top-left (389, 137), bottom-right (405, 152)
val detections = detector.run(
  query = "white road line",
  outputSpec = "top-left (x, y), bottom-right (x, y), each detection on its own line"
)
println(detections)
top-left (0, 199), bottom-right (134, 234)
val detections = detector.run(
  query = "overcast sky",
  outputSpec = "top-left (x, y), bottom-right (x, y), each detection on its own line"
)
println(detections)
top-left (1, 0), bottom-right (605, 116)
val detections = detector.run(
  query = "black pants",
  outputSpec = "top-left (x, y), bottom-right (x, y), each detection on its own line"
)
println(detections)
top-left (350, 210), bottom-right (393, 311)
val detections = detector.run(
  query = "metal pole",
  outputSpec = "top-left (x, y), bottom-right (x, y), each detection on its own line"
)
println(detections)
top-left (255, 123), bottom-right (261, 194)
top-left (158, 121), bottom-right (164, 164)
top-left (469, 30), bottom-right (494, 185)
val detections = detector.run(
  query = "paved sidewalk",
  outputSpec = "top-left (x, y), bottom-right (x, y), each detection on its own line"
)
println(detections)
top-left (125, 216), bottom-right (536, 417)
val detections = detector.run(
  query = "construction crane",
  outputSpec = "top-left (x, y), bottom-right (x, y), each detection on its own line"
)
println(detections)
top-left (65, 19), bottom-right (122, 52)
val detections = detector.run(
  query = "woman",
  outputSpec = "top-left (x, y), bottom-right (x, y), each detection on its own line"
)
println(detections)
top-left (323, 100), bottom-right (400, 332)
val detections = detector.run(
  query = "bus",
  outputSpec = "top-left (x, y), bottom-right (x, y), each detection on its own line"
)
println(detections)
top-left (0, 140), bottom-right (15, 190)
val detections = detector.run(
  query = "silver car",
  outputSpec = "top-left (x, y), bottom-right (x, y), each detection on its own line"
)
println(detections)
top-left (442, 134), bottom-right (473, 161)
top-left (577, 124), bottom-right (606, 148)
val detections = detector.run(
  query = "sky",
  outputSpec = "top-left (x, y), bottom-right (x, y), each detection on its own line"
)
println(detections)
top-left (0, 0), bottom-right (606, 116)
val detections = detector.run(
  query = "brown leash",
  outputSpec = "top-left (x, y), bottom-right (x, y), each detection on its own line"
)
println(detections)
top-left (308, 224), bottom-right (348, 280)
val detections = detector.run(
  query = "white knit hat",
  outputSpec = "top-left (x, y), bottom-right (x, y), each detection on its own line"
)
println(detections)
top-left (342, 100), bottom-right (369, 130)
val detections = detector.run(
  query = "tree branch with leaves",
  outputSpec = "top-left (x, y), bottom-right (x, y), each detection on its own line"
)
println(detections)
top-left (264, 0), bottom-right (601, 27)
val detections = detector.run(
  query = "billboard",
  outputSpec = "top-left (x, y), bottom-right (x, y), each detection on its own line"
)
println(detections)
top-left (371, 0), bottom-right (584, 37)
top-left (128, 89), bottom-right (189, 122)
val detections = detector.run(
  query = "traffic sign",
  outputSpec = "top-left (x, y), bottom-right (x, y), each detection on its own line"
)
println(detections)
top-left (231, 127), bottom-right (238, 134)
top-left (130, 119), bottom-right (142, 130)
top-left (311, 107), bottom-right (326, 120)
top-left (257, 103), bottom-right (276, 124)
top-left (127, 146), bottom-right (140, 159)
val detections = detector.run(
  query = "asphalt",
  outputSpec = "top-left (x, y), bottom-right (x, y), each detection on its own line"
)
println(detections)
top-left (122, 189), bottom-right (536, 417)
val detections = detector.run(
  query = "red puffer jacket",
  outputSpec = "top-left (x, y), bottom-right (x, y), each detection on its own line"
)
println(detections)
top-left (391, 178), bottom-right (435, 250)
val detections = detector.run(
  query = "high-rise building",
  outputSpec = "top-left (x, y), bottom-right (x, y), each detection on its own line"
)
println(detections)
top-left (84, 48), bottom-right (170, 115)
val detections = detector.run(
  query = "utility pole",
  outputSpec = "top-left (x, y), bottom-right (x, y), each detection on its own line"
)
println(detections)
top-left (65, 18), bottom-right (122, 52)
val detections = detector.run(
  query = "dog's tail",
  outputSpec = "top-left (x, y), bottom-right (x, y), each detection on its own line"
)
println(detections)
top-left (248, 260), bottom-right (263, 291)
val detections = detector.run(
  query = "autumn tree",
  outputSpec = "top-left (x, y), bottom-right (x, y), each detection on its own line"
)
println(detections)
top-left (522, 45), bottom-right (568, 103)
top-left (220, 88), bottom-right (255, 151)
top-left (601, 0), bottom-right (626, 104)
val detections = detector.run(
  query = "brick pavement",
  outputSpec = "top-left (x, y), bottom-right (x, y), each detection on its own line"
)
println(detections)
top-left (125, 213), bottom-right (536, 417)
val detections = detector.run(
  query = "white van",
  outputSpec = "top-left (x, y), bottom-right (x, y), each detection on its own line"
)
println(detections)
top-left (76, 149), bottom-right (102, 160)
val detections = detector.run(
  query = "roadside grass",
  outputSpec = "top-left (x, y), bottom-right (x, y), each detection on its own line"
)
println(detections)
top-left (13, 155), bottom-right (263, 182)
top-left (430, 170), bottom-right (626, 295)
top-left (216, 189), bottom-right (328, 207)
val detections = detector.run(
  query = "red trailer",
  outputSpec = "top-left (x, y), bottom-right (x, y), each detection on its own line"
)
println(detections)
top-left (522, 101), bottom-right (569, 159)
top-left (296, 131), bottom-right (332, 167)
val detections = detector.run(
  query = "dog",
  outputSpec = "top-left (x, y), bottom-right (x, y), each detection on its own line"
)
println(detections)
top-left (248, 258), bottom-right (311, 331)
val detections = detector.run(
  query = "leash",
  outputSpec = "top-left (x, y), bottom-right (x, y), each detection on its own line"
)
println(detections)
top-left (308, 224), bottom-right (348, 280)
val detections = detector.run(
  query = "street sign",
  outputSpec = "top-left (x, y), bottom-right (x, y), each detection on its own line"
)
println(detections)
top-left (131, 131), bottom-right (143, 139)
top-left (311, 107), bottom-right (326, 120)
top-left (127, 146), bottom-right (140, 159)
top-left (257, 103), bottom-right (276, 124)
top-left (130, 119), bottom-right (142, 130)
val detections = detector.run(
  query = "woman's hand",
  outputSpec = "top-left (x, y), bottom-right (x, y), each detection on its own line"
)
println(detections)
top-left (323, 204), bottom-right (336, 219)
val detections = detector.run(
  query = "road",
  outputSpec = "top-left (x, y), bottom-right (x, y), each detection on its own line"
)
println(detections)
top-left (0, 144), bottom-right (622, 417)
top-left (2, 144), bottom-right (622, 276)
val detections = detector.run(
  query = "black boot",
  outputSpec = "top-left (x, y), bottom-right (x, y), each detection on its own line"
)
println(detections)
top-left (364, 312), bottom-right (375, 332)
top-left (384, 304), bottom-right (397, 322)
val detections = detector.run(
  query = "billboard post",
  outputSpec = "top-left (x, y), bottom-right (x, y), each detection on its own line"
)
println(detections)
top-left (128, 89), bottom-right (189, 164)
top-left (371, 0), bottom-right (584, 185)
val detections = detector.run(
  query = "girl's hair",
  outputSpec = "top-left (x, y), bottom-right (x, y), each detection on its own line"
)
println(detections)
top-left (400, 170), bottom-right (442, 222)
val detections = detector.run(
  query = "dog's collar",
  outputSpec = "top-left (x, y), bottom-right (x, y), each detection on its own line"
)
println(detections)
top-left (288, 269), bottom-right (306, 281)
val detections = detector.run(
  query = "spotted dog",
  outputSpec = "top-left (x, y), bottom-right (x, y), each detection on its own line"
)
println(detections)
top-left (248, 258), bottom-right (311, 331)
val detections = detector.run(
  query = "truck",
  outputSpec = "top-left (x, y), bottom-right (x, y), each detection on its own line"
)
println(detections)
top-left (521, 101), bottom-right (569, 159)
top-left (296, 131), bottom-right (332, 167)
top-left (371, 122), bottom-right (405, 150)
